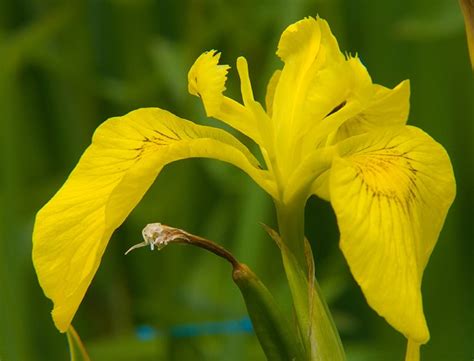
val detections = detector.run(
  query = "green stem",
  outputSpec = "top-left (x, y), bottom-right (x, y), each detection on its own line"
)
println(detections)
top-left (275, 201), bottom-right (346, 361)
top-left (276, 202), bottom-right (307, 271)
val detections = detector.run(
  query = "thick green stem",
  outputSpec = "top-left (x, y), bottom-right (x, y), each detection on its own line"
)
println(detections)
top-left (275, 201), bottom-right (346, 361)
top-left (276, 203), bottom-right (307, 271)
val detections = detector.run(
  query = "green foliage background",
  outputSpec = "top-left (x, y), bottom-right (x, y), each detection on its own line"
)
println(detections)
top-left (0, 0), bottom-right (472, 360)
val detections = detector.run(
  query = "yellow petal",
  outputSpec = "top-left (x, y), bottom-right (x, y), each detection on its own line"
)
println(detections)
top-left (301, 57), bottom-right (369, 149)
top-left (272, 17), bottom-right (346, 178)
top-left (273, 17), bottom-right (323, 138)
top-left (188, 50), bottom-right (229, 116)
top-left (290, 71), bottom-right (407, 202)
top-left (272, 18), bottom-right (382, 172)
top-left (333, 75), bottom-right (410, 143)
top-left (276, 17), bottom-right (322, 62)
top-left (235, 56), bottom-right (273, 149)
top-left (33, 108), bottom-right (275, 332)
top-left (301, 57), bottom-right (408, 156)
top-left (265, 69), bottom-right (281, 117)
top-left (329, 126), bottom-right (455, 342)
top-left (283, 146), bottom-right (335, 204)
top-left (188, 51), bottom-right (263, 144)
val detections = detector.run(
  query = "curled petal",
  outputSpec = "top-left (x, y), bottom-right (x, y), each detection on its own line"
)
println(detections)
top-left (188, 50), bottom-right (229, 117)
top-left (33, 108), bottom-right (275, 332)
top-left (329, 126), bottom-right (455, 342)
top-left (188, 51), bottom-right (263, 145)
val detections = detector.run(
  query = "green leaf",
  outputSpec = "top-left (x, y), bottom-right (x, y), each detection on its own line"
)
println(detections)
top-left (263, 223), bottom-right (346, 361)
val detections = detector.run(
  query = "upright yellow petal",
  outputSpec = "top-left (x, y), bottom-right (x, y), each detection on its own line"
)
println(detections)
top-left (329, 126), bottom-right (455, 342)
top-left (276, 17), bottom-right (322, 62)
top-left (273, 17), bottom-right (323, 140)
top-left (272, 18), bottom-right (377, 174)
top-left (272, 17), bottom-right (326, 178)
top-left (299, 33), bottom-right (365, 139)
top-left (33, 108), bottom-right (274, 332)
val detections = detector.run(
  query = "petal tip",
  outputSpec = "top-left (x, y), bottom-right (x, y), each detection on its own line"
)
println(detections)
top-left (277, 16), bottom-right (320, 61)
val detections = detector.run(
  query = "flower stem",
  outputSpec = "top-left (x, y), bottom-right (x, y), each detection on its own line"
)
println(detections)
top-left (275, 201), bottom-right (346, 361)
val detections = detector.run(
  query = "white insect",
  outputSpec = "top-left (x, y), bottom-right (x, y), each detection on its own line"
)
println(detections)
top-left (125, 223), bottom-right (187, 255)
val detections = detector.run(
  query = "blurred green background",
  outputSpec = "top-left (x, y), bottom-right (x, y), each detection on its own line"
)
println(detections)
top-left (0, 0), bottom-right (472, 360)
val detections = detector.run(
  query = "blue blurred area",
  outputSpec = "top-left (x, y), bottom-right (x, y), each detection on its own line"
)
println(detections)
top-left (136, 317), bottom-right (253, 341)
top-left (136, 325), bottom-right (160, 341)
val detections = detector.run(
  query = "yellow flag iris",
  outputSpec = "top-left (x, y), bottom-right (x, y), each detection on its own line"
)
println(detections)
top-left (33, 16), bottom-right (455, 356)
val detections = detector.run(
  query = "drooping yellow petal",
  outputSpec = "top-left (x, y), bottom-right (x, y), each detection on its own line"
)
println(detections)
top-left (187, 51), bottom-right (262, 144)
top-left (329, 126), bottom-right (455, 343)
top-left (33, 108), bottom-right (275, 332)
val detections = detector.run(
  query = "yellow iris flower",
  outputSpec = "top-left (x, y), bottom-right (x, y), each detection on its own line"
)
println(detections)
top-left (33, 16), bottom-right (455, 355)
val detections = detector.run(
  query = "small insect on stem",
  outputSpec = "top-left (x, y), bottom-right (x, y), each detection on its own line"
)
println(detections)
top-left (125, 223), bottom-right (190, 255)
